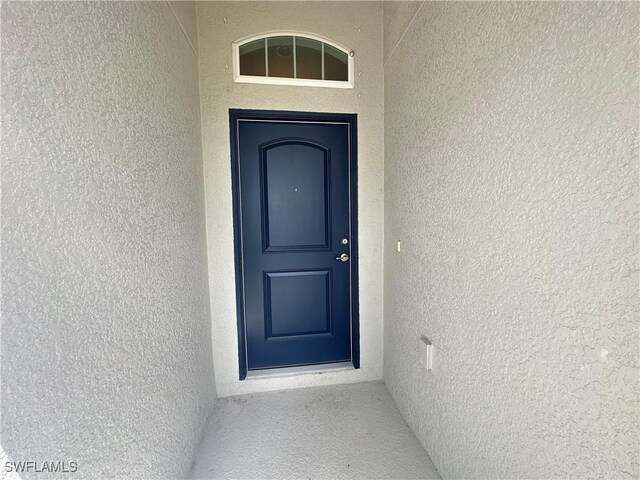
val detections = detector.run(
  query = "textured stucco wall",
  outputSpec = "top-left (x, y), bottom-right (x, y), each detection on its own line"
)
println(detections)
top-left (1, 2), bottom-right (214, 478)
top-left (383, 2), bottom-right (639, 479)
top-left (197, 2), bottom-right (384, 397)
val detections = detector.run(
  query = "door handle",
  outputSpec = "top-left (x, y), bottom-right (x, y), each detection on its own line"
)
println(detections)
top-left (335, 253), bottom-right (349, 262)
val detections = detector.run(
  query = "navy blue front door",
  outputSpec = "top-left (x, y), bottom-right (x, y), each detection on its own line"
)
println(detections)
top-left (231, 110), bottom-right (358, 375)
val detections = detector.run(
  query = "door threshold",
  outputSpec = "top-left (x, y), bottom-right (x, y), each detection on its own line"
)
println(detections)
top-left (246, 361), bottom-right (353, 380)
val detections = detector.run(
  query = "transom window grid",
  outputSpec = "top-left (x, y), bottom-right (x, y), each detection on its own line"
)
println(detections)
top-left (233, 33), bottom-right (354, 89)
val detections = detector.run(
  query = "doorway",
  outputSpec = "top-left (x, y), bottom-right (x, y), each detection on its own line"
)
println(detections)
top-left (230, 109), bottom-right (359, 379)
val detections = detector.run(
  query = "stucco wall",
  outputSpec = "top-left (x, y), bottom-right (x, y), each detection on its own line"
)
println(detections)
top-left (383, 2), bottom-right (639, 479)
top-left (197, 2), bottom-right (384, 397)
top-left (1, 2), bottom-right (214, 478)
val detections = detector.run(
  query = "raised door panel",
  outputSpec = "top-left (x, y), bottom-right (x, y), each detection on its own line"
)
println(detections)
top-left (260, 141), bottom-right (330, 252)
top-left (264, 269), bottom-right (332, 339)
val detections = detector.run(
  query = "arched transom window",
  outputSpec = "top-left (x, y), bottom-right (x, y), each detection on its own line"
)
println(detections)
top-left (233, 32), bottom-right (354, 89)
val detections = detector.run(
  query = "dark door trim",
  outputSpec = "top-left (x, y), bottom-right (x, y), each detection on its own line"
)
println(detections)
top-left (229, 109), bottom-right (360, 380)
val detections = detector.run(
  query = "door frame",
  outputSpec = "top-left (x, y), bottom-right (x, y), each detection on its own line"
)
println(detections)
top-left (229, 109), bottom-right (360, 380)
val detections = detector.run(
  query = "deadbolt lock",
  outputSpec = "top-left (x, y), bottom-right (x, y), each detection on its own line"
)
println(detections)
top-left (341, 237), bottom-right (349, 245)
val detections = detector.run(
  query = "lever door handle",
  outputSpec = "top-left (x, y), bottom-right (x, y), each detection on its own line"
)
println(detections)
top-left (335, 253), bottom-right (349, 262)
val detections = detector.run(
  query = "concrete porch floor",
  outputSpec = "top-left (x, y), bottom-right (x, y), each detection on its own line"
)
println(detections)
top-left (189, 381), bottom-right (441, 480)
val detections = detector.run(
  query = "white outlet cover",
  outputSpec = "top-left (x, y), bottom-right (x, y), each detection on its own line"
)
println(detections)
top-left (419, 338), bottom-right (433, 370)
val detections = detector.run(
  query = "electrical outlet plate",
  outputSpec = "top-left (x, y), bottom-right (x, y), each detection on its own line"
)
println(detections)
top-left (419, 337), bottom-right (433, 370)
